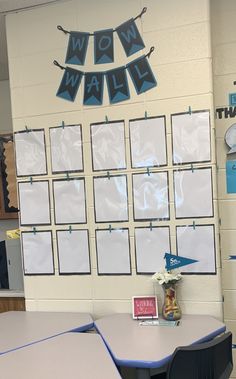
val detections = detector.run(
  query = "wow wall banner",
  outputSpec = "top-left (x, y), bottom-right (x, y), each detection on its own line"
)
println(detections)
top-left (56, 64), bottom-right (83, 102)
top-left (116, 18), bottom-right (145, 57)
top-left (94, 29), bottom-right (114, 64)
top-left (127, 54), bottom-right (157, 94)
top-left (106, 66), bottom-right (130, 104)
top-left (83, 72), bottom-right (104, 105)
top-left (65, 31), bottom-right (90, 65)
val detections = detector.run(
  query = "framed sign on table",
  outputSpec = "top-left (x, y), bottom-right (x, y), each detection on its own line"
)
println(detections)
top-left (132, 296), bottom-right (158, 319)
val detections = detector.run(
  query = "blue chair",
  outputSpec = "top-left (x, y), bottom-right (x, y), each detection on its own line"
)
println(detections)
top-left (153, 332), bottom-right (233, 379)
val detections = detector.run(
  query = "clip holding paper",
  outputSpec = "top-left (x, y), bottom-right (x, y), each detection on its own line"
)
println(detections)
top-left (29, 176), bottom-right (33, 184)
top-left (25, 125), bottom-right (30, 133)
top-left (105, 115), bottom-right (109, 123)
top-left (61, 121), bottom-right (65, 129)
top-left (149, 221), bottom-right (153, 231)
top-left (33, 227), bottom-right (36, 235)
top-left (188, 106), bottom-right (192, 115)
top-left (109, 224), bottom-right (112, 233)
top-left (69, 225), bottom-right (72, 234)
top-left (145, 111), bottom-right (148, 119)
top-left (66, 172), bottom-right (70, 180)
top-left (107, 171), bottom-right (111, 180)
top-left (192, 221), bottom-right (196, 230)
top-left (191, 164), bottom-right (194, 173)
top-left (147, 167), bottom-right (151, 176)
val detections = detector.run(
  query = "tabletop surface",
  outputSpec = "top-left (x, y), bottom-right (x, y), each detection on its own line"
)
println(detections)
top-left (0, 333), bottom-right (121, 379)
top-left (95, 313), bottom-right (226, 368)
top-left (0, 311), bottom-right (93, 354)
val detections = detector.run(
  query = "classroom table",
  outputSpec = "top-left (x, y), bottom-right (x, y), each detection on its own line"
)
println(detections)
top-left (0, 332), bottom-right (122, 379)
top-left (95, 313), bottom-right (226, 379)
top-left (0, 311), bottom-right (93, 354)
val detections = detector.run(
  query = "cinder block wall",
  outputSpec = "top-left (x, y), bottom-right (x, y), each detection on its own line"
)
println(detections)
top-left (6, 0), bottom-right (223, 318)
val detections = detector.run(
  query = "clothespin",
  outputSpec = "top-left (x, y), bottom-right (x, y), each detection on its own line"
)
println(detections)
top-left (191, 164), bottom-right (194, 173)
top-left (109, 224), bottom-right (112, 233)
top-left (25, 125), bottom-right (30, 133)
top-left (188, 106), bottom-right (192, 115)
top-left (147, 167), bottom-right (151, 176)
top-left (149, 221), bottom-right (153, 231)
top-left (61, 121), bottom-right (65, 129)
top-left (192, 221), bottom-right (196, 230)
top-left (145, 111), bottom-right (148, 119)
top-left (29, 176), bottom-right (33, 184)
top-left (69, 225), bottom-right (72, 234)
top-left (107, 171), bottom-right (111, 180)
top-left (105, 115), bottom-right (109, 123)
top-left (66, 172), bottom-right (70, 180)
top-left (33, 227), bottom-right (36, 235)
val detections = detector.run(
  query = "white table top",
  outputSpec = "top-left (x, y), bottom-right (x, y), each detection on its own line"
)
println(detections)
top-left (0, 333), bottom-right (121, 379)
top-left (0, 311), bottom-right (93, 354)
top-left (95, 313), bottom-right (226, 369)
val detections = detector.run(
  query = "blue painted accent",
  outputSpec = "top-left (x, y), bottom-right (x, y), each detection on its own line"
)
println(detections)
top-left (139, 80), bottom-right (157, 93)
top-left (127, 43), bottom-right (144, 56)
top-left (96, 54), bottom-right (113, 64)
top-left (226, 160), bottom-right (236, 193)
top-left (111, 91), bottom-right (130, 104)
top-left (56, 90), bottom-right (73, 102)
top-left (84, 95), bottom-right (102, 106)
top-left (165, 253), bottom-right (198, 271)
top-left (229, 93), bottom-right (236, 106)
top-left (67, 56), bottom-right (83, 65)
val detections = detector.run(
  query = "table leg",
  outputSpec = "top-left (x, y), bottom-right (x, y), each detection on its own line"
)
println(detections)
top-left (136, 368), bottom-right (151, 379)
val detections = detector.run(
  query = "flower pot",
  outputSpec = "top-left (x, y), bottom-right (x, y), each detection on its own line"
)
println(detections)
top-left (162, 283), bottom-right (181, 321)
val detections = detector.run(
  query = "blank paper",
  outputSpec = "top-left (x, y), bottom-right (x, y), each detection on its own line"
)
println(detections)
top-left (176, 225), bottom-right (216, 273)
top-left (133, 172), bottom-right (169, 220)
top-left (174, 168), bottom-right (213, 218)
top-left (91, 121), bottom-right (126, 171)
top-left (172, 111), bottom-right (211, 164)
top-left (22, 231), bottom-right (54, 275)
top-left (130, 117), bottom-right (167, 168)
top-left (94, 175), bottom-right (128, 222)
top-left (49, 124), bottom-right (83, 173)
top-left (135, 227), bottom-right (170, 274)
top-left (53, 179), bottom-right (86, 224)
top-left (96, 229), bottom-right (131, 274)
top-left (14, 130), bottom-right (47, 176)
top-left (18, 181), bottom-right (51, 226)
top-left (57, 230), bottom-right (90, 274)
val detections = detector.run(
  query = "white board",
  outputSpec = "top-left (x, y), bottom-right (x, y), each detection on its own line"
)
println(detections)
top-left (18, 181), bottom-right (51, 226)
top-left (96, 229), bottom-right (131, 274)
top-left (57, 230), bottom-right (90, 274)
top-left (14, 130), bottom-right (47, 176)
top-left (94, 175), bottom-right (128, 222)
top-left (174, 168), bottom-right (213, 218)
top-left (21, 231), bottom-right (54, 275)
top-left (91, 121), bottom-right (126, 170)
top-left (176, 225), bottom-right (216, 273)
top-left (133, 172), bottom-right (169, 220)
top-left (129, 117), bottom-right (167, 168)
top-left (172, 111), bottom-right (211, 164)
top-left (53, 179), bottom-right (86, 224)
top-left (135, 227), bottom-right (170, 273)
top-left (49, 124), bottom-right (83, 173)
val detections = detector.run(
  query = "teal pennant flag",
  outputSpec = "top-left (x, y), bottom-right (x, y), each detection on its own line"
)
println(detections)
top-left (164, 253), bottom-right (198, 271)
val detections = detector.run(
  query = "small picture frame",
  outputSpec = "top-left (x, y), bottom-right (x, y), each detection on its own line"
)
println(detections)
top-left (132, 296), bottom-right (158, 319)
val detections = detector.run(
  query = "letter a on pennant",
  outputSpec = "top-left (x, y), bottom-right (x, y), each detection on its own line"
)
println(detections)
top-left (65, 31), bottom-right (90, 65)
top-left (116, 18), bottom-right (145, 57)
top-left (83, 72), bottom-right (104, 105)
top-left (56, 67), bottom-right (83, 102)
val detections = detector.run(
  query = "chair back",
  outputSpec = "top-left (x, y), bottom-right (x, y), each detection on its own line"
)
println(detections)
top-left (166, 332), bottom-right (233, 379)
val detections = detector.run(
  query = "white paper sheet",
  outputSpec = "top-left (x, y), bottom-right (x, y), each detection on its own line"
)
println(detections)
top-left (94, 175), bottom-right (128, 222)
top-left (21, 231), bottom-right (54, 275)
top-left (53, 179), bottom-right (86, 224)
top-left (129, 117), bottom-right (167, 168)
top-left (132, 172), bottom-right (169, 220)
top-left (176, 225), bottom-right (216, 273)
top-left (91, 121), bottom-right (126, 170)
top-left (49, 125), bottom-right (83, 173)
top-left (14, 130), bottom-right (47, 176)
top-left (172, 111), bottom-right (211, 164)
top-left (96, 229), bottom-right (131, 274)
top-left (174, 168), bottom-right (213, 218)
top-left (57, 230), bottom-right (90, 274)
top-left (135, 227), bottom-right (170, 273)
top-left (18, 181), bottom-right (51, 226)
